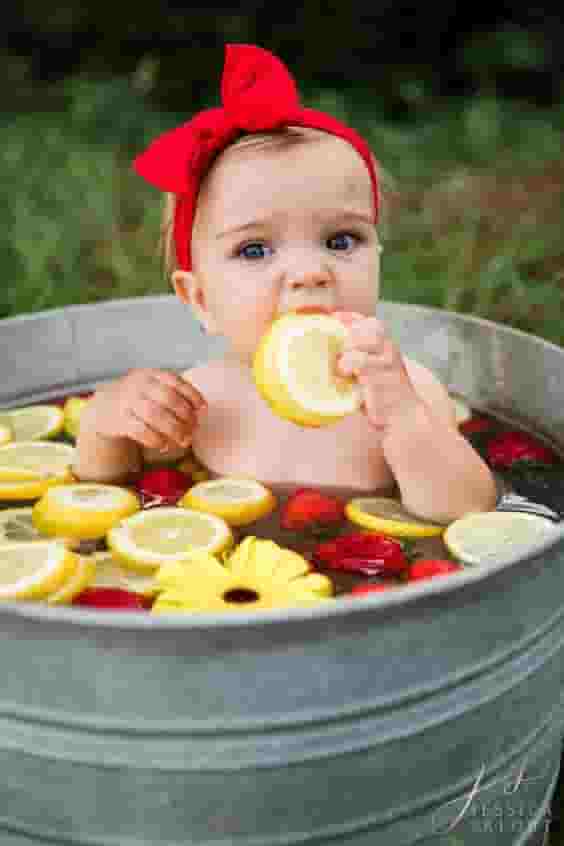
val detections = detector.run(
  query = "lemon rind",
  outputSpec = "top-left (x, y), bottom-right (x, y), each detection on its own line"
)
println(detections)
top-left (47, 554), bottom-right (97, 605)
top-left (0, 541), bottom-right (77, 601)
top-left (345, 499), bottom-right (445, 538)
top-left (32, 484), bottom-right (140, 540)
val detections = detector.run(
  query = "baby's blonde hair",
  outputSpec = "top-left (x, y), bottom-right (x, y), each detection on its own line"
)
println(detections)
top-left (160, 127), bottom-right (385, 278)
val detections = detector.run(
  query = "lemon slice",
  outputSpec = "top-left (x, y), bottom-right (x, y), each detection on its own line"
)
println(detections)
top-left (0, 442), bottom-right (75, 500)
top-left (0, 423), bottom-right (13, 446)
top-left (450, 394), bottom-right (472, 426)
top-left (47, 554), bottom-right (97, 605)
top-left (32, 483), bottom-right (140, 540)
top-left (0, 507), bottom-right (43, 543)
top-left (63, 397), bottom-right (89, 440)
top-left (444, 511), bottom-right (559, 566)
top-left (180, 478), bottom-right (277, 526)
top-left (0, 540), bottom-right (77, 600)
top-left (107, 507), bottom-right (234, 573)
top-left (345, 497), bottom-right (445, 538)
top-left (91, 551), bottom-right (159, 597)
top-left (253, 313), bottom-right (362, 427)
top-left (0, 405), bottom-right (64, 441)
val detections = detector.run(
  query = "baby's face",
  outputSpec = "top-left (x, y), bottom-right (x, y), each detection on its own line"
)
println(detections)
top-left (176, 130), bottom-right (381, 364)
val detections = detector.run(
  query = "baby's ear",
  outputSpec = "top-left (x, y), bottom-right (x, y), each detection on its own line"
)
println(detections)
top-left (171, 270), bottom-right (219, 335)
top-left (171, 269), bottom-right (192, 305)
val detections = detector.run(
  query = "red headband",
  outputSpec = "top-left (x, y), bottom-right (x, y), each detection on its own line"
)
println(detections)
top-left (133, 44), bottom-right (380, 271)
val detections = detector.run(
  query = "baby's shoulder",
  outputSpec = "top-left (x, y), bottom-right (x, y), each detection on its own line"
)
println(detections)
top-left (180, 358), bottom-right (248, 400)
top-left (402, 355), bottom-right (457, 427)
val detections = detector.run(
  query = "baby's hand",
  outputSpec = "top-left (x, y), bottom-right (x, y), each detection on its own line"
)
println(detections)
top-left (85, 369), bottom-right (208, 451)
top-left (333, 311), bottom-right (421, 430)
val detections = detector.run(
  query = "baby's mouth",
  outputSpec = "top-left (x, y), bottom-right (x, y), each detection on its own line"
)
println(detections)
top-left (285, 305), bottom-right (335, 316)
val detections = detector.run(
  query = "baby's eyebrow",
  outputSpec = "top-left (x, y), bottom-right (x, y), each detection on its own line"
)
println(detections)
top-left (216, 211), bottom-right (373, 240)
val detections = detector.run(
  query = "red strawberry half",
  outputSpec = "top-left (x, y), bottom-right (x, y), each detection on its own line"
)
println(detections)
top-left (407, 559), bottom-right (462, 582)
top-left (314, 532), bottom-right (408, 576)
top-left (350, 582), bottom-right (401, 596)
top-left (486, 431), bottom-right (558, 469)
top-left (73, 587), bottom-right (148, 610)
top-left (280, 488), bottom-right (345, 531)
top-left (459, 415), bottom-right (492, 436)
top-left (135, 468), bottom-right (192, 506)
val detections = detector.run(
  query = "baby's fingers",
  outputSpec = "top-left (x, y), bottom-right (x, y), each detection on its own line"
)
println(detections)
top-left (136, 395), bottom-right (196, 448)
top-left (152, 371), bottom-right (208, 413)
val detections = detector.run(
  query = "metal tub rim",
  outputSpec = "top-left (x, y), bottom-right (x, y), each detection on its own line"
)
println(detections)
top-left (1, 295), bottom-right (563, 630)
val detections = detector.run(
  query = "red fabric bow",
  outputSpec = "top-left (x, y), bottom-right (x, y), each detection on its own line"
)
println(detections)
top-left (133, 44), bottom-right (379, 271)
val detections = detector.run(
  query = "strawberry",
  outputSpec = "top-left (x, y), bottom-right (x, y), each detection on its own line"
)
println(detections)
top-left (73, 587), bottom-right (147, 610)
top-left (350, 582), bottom-right (400, 596)
top-left (486, 430), bottom-right (558, 469)
top-left (407, 559), bottom-right (462, 582)
top-left (459, 415), bottom-right (492, 436)
top-left (135, 467), bottom-right (192, 506)
top-left (314, 531), bottom-right (408, 576)
top-left (280, 488), bottom-right (345, 531)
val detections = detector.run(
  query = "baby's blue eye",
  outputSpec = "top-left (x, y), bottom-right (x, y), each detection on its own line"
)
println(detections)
top-left (327, 232), bottom-right (357, 251)
top-left (238, 242), bottom-right (272, 260)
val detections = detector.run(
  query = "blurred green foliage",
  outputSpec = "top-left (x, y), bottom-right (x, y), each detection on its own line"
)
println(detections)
top-left (2, 74), bottom-right (563, 347)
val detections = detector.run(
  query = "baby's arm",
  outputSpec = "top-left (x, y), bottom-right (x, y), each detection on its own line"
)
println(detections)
top-left (381, 358), bottom-right (498, 523)
top-left (73, 369), bottom-right (207, 483)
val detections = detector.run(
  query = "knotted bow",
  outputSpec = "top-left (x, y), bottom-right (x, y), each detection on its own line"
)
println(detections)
top-left (133, 44), bottom-right (379, 271)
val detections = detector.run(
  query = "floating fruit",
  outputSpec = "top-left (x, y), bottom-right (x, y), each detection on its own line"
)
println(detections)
top-left (253, 312), bottom-right (362, 427)
top-left (91, 551), bottom-right (159, 597)
top-left (135, 467), bottom-right (192, 506)
top-left (0, 507), bottom-right (43, 543)
top-left (181, 477), bottom-right (277, 526)
top-left (349, 582), bottom-right (401, 596)
top-left (0, 541), bottom-right (77, 600)
top-left (107, 507), bottom-right (234, 573)
top-left (406, 559), bottom-right (462, 581)
top-left (486, 430), bottom-right (559, 468)
top-left (314, 531), bottom-right (408, 576)
top-left (444, 510), bottom-right (558, 566)
top-left (0, 405), bottom-right (64, 441)
top-left (47, 554), bottom-right (97, 604)
top-left (0, 442), bottom-right (75, 500)
top-left (63, 396), bottom-right (91, 439)
top-left (345, 497), bottom-right (444, 538)
top-left (32, 483), bottom-right (140, 540)
top-left (0, 422), bottom-right (13, 446)
top-left (280, 488), bottom-right (345, 531)
top-left (73, 587), bottom-right (147, 610)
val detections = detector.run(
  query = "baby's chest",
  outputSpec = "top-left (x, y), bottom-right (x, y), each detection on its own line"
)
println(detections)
top-left (193, 394), bottom-right (394, 492)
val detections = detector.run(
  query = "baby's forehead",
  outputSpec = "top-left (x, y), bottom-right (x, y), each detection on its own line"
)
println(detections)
top-left (199, 129), bottom-right (371, 210)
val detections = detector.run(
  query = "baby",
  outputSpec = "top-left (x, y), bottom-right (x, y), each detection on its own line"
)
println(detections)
top-left (75, 44), bottom-right (497, 524)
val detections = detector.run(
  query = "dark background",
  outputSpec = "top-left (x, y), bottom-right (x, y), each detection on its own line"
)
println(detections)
top-left (3, 2), bottom-right (563, 116)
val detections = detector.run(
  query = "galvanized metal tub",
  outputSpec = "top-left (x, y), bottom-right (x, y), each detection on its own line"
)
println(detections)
top-left (1, 295), bottom-right (563, 846)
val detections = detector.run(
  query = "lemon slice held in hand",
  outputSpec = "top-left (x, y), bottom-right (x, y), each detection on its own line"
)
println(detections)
top-left (253, 313), bottom-right (362, 427)
top-left (0, 442), bottom-right (75, 500)
top-left (0, 405), bottom-right (64, 441)
top-left (0, 541), bottom-right (78, 600)
top-left (47, 554), bottom-right (97, 605)
top-left (345, 497), bottom-right (445, 538)
top-left (107, 507), bottom-right (234, 573)
top-left (180, 478), bottom-right (277, 526)
top-left (444, 511), bottom-right (559, 566)
top-left (32, 484), bottom-right (140, 540)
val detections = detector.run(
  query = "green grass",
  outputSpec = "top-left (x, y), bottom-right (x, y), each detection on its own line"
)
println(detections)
top-left (2, 76), bottom-right (564, 347)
